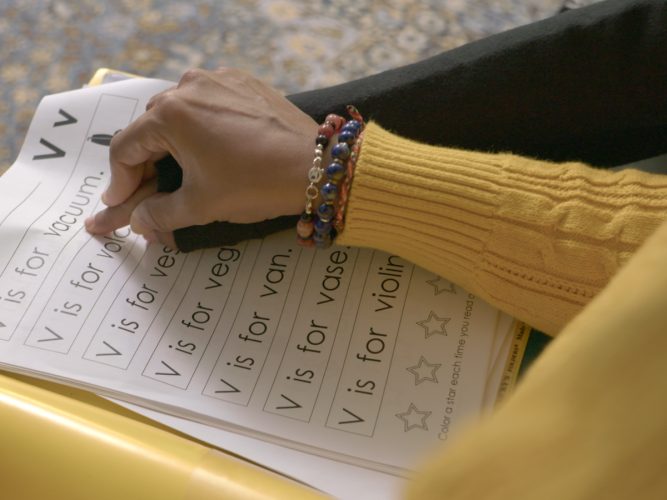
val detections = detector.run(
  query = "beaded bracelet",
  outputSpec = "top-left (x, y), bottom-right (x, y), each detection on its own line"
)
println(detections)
top-left (334, 105), bottom-right (364, 233)
top-left (335, 129), bottom-right (364, 233)
top-left (296, 113), bottom-right (346, 247)
top-left (297, 107), bottom-right (364, 249)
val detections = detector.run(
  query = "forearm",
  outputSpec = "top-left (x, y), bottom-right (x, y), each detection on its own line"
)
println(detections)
top-left (338, 123), bottom-right (667, 334)
top-left (164, 0), bottom-right (667, 251)
top-left (406, 216), bottom-right (667, 500)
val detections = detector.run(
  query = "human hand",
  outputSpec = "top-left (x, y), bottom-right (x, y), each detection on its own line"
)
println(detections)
top-left (85, 67), bottom-right (318, 244)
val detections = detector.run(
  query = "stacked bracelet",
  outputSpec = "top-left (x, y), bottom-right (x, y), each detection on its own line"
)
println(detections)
top-left (297, 107), bottom-right (364, 249)
top-left (335, 128), bottom-right (364, 233)
top-left (296, 113), bottom-right (344, 247)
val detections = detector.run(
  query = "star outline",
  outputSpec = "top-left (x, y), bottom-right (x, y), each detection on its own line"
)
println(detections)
top-left (406, 355), bottom-right (442, 385)
top-left (395, 403), bottom-right (432, 432)
top-left (416, 310), bottom-right (450, 338)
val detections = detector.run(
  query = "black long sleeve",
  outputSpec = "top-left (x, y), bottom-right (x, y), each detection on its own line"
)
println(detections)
top-left (289, 0), bottom-right (667, 166)
top-left (159, 0), bottom-right (667, 251)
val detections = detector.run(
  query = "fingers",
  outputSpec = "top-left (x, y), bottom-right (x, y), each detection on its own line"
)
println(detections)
top-left (103, 111), bottom-right (169, 208)
top-left (86, 178), bottom-right (158, 235)
top-left (130, 188), bottom-right (206, 236)
top-left (144, 229), bottom-right (177, 250)
top-left (86, 178), bottom-right (179, 250)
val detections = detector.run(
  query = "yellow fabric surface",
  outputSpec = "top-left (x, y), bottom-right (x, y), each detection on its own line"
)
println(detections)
top-left (0, 372), bottom-right (325, 500)
top-left (339, 123), bottom-right (667, 499)
top-left (407, 203), bottom-right (667, 500)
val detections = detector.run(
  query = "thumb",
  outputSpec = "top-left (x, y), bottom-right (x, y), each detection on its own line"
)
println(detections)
top-left (130, 190), bottom-right (202, 235)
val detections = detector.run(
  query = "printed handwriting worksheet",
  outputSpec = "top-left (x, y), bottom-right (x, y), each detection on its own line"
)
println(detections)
top-left (0, 79), bottom-right (513, 474)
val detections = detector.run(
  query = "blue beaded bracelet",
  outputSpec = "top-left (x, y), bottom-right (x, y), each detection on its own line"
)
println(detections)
top-left (297, 108), bottom-right (364, 249)
top-left (297, 113), bottom-right (345, 247)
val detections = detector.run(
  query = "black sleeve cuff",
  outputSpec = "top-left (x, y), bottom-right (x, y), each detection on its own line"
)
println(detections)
top-left (155, 155), bottom-right (298, 252)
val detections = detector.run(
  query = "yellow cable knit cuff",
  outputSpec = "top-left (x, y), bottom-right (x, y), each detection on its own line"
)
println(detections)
top-left (337, 122), bottom-right (667, 334)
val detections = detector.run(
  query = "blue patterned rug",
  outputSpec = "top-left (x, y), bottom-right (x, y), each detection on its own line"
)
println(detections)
top-left (0, 0), bottom-right (581, 172)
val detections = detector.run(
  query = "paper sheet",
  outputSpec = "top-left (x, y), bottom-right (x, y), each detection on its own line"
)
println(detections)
top-left (0, 78), bottom-right (513, 476)
top-left (112, 312), bottom-right (513, 499)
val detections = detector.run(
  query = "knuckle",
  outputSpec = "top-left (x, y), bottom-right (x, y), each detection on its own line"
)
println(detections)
top-left (116, 198), bottom-right (135, 218)
top-left (233, 68), bottom-right (254, 83)
top-left (152, 92), bottom-right (183, 121)
top-left (213, 65), bottom-right (228, 77)
top-left (146, 87), bottom-right (174, 110)
top-left (215, 66), bottom-right (236, 78)
top-left (218, 66), bottom-right (252, 85)
top-left (178, 68), bottom-right (205, 86)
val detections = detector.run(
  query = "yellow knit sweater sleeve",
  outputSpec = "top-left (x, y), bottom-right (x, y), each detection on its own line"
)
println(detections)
top-left (405, 213), bottom-right (667, 500)
top-left (337, 122), bottom-right (667, 335)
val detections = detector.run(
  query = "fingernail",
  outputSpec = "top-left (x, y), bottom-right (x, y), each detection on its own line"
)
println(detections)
top-left (101, 190), bottom-right (109, 205)
top-left (143, 231), bottom-right (157, 244)
top-left (84, 216), bottom-right (95, 232)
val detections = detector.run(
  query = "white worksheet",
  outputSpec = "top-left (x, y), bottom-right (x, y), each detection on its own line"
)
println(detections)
top-left (0, 79), bottom-right (513, 476)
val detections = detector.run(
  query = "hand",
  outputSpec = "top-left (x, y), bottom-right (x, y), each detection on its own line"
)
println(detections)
top-left (85, 67), bottom-right (318, 244)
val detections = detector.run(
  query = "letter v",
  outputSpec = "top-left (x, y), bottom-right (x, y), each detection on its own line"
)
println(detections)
top-left (54, 108), bottom-right (77, 127)
top-left (155, 361), bottom-right (180, 376)
top-left (37, 326), bottom-right (63, 342)
top-left (276, 394), bottom-right (302, 410)
top-left (96, 340), bottom-right (122, 356)
top-left (33, 138), bottom-right (66, 160)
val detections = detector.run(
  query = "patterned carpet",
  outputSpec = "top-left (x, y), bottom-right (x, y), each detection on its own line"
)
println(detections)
top-left (0, 0), bottom-right (582, 173)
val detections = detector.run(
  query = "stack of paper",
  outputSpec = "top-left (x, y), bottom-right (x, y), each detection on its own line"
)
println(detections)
top-left (0, 77), bottom-right (518, 499)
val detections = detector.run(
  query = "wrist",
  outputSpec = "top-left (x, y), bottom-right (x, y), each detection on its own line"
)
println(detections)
top-left (295, 108), bottom-right (364, 248)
